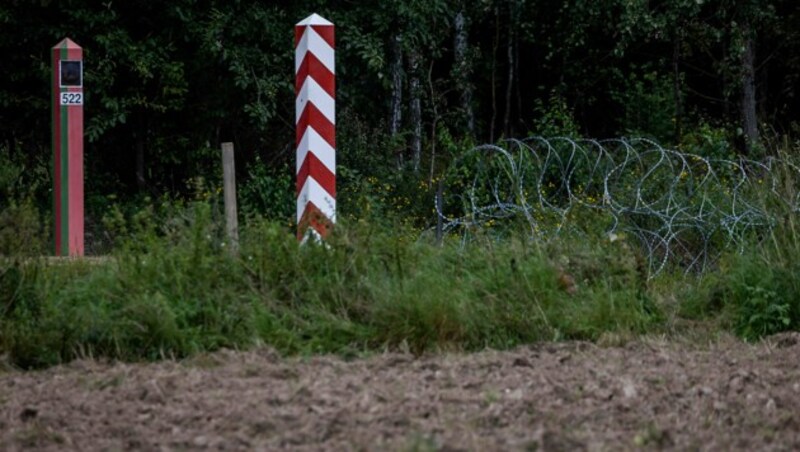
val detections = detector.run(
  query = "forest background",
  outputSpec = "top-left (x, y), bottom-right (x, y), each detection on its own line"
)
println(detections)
top-left (2, 0), bottom-right (800, 366)
top-left (1, 0), bottom-right (799, 243)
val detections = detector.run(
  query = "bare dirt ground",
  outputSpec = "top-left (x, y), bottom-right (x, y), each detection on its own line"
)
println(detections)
top-left (2, 334), bottom-right (800, 451)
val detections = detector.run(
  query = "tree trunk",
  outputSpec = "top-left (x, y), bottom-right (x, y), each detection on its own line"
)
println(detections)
top-left (503, 3), bottom-right (515, 138)
top-left (135, 139), bottom-right (145, 191)
top-left (5, 134), bottom-right (13, 159)
top-left (135, 115), bottom-right (146, 192)
top-left (453, 8), bottom-right (474, 136)
top-left (515, 27), bottom-right (522, 134)
top-left (390, 33), bottom-right (405, 168)
top-left (409, 50), bottom-right (422, 173)
top-left (428, 62), bottom-right (439, 183)
top-left (489, 8), bottom-right (499, 142)
top-left (721, 40), bottom-right (731, 120)
top-left (740, 23), bottom-right (759, 155)
top-left (672, 35), bottom-right (683, 143)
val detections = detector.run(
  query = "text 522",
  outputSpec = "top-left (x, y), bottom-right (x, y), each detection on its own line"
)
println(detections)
top-left (60, 92), bottom-right (83, 105)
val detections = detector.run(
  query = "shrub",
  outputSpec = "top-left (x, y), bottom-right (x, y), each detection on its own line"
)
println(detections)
top-left (0, 201), bottom-right (44, 256)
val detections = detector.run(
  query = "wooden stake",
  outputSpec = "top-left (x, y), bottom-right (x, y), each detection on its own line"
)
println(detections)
top-left (221, 142), bottom-right (238, 253)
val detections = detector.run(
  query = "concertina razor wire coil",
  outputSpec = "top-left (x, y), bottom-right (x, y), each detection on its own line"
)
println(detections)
top-left (436, 137), bottom-right (800, 278)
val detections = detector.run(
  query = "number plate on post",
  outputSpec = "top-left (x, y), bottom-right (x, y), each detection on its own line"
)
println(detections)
top-left (60, 92), bottom-right (83, 105)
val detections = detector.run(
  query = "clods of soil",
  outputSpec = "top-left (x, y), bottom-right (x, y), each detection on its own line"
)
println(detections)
top-left (2, 334), bottom-right (799, 450)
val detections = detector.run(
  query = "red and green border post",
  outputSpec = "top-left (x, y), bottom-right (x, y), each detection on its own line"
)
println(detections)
top-left (52, 38), bottom-right (84, 256)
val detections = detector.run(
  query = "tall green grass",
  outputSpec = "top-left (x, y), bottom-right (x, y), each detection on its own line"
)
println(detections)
top-left (681, 212), bottom-right (800, 341)
top-left (3, 143), bottom-right (800, 368)
top-left (0, 202), bottom-right (659, 368)
top-left (678, 150), bottom-right (800, 340)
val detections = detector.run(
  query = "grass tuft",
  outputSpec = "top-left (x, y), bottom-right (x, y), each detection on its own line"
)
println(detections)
top-left (0, 202), bottom-right (662, 368)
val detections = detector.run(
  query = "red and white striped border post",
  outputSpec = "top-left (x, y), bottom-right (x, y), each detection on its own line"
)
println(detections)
top-left (295, 13), bottom-right (336, 241)
top-left (52, 38), bottom-right (84, 256)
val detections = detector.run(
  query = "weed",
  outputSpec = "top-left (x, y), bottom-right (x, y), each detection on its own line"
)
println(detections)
top-left (403, 433), bottom-right (440, 452)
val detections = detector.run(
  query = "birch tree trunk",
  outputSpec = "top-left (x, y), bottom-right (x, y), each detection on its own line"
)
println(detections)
top-left (453, 9), bottom-right (474, 136)
top-left (409, 50), bottom-right (422, 173)
top-left (390, 33), bottom-right (405, 168)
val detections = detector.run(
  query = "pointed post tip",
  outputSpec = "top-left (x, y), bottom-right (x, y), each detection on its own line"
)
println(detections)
top-left (53, 38), bottom-right (82, 50)
top-left (296, 13), bottom-right (333, 27)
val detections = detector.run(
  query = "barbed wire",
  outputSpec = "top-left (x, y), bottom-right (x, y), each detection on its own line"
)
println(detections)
top-left (436, 137), bottom-right (800, 277)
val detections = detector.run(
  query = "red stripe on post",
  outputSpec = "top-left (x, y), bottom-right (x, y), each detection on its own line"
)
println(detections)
top-left (295, 103), bottom-right (335, 148)
top-left (296, 201), bottom-right (333, 240)
top-left (296, 14), bottom-right (335, 241)
top-left (66, 44), bottom-right (84, 256)
top-left (295, 53), bottom-right (335, 97)
top-left (296, 152), bottom-right (336, 197)
top-left (294, 27), bottom-right (305, 48)
top-left (311, 26), bottom-right (335, 48)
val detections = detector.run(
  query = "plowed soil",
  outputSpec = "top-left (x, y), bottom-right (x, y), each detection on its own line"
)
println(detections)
top-left (2, 334), bottom-right (800, 451)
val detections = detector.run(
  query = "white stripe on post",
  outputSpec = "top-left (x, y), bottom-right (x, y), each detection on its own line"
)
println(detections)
top-left (296, 127), bottom-right (336, 174)
top-left (294, 27), bottom-right (335, 73)
top-left (295, 78), bottom-right (336, 125)
top-left (296, 177), bottom-right (337, 222)
top-left (295, 13), bottom-right (335, 241)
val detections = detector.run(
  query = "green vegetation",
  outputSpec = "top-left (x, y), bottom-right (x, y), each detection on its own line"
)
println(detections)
top-left (2, 158), bottom-right (800, 369)
top-left (681, 216), bottom-right (800, 342)
top-left (2, 1), bottom-right (800, 368)
top-left (0, 202), bottom-right (653, 368)
top-left (2, 1), bottom-right (799, 204)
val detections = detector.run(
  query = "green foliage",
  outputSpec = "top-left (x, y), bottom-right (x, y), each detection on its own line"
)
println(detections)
top-left (4, 149), bottom-right (800, 367)
top-left (716, 219), bottom-right (800, 341)
top-left (1, 0), bottom-right (800, 368)
top-left (239, 159), bottom-right (293, 221)
top-left (0, 0), bottom-right (797, 213)
top-left (0, 149), bottom-right (50, 210)
top-left (0, 201), bottom-right (44, 256)
top-left (680, 122), bottom-right (736, 160)
top-left (0, 151), bottom-right (47, 255)
top-left (612, 69), bottom-right (676, 143)
top-left (334, 109), bottom-right (444, 230)
top-left (689, 249), bottom-right (799, 342)
top-left (529, 93), bottom-right (580, 138)
top-left (0, 200), bottom-right (660, 368)
top-left (735, 286), bottom-right (791, 340)
top-left (676, 148), bottom-right (800, 340)
top-left (1, 202), bottom-right (265, 368)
